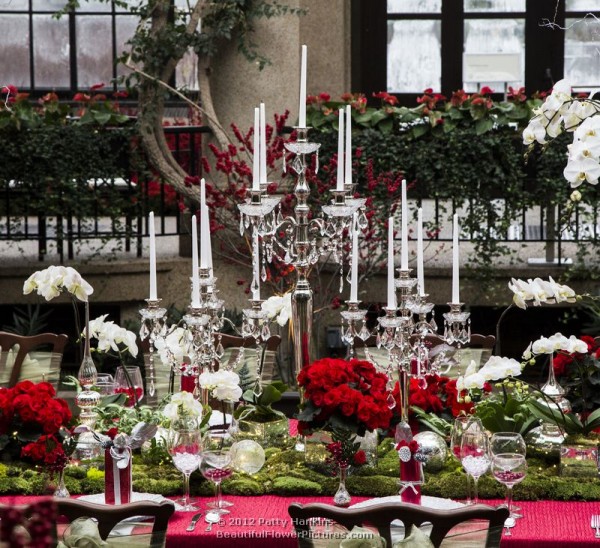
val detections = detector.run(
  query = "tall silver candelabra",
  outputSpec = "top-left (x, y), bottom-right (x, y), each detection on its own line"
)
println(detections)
top-left (139, 298), bottom-right (167, 397)
top-left (238, 127), bottom-right (364, 382)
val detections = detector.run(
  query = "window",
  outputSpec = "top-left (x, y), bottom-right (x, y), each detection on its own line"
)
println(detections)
top-left (352, 1), bottom-right (586, 102)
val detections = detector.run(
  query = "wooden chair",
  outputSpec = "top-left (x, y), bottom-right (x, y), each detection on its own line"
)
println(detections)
top-left (56, 498), bottom-right (175, 544)
top-left (0, 331), bottom-right (68, 388)
top-left (288, 501), bottom-right (509, 548)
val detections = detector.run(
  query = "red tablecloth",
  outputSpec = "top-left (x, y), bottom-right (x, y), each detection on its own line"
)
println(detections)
top-left (4, 495), bottom-right (600, 547)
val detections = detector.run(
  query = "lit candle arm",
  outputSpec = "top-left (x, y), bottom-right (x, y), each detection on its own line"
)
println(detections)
top-left (149, 211), bottom-right (157, 300)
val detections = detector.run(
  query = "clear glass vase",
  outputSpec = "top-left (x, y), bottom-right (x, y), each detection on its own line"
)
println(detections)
top-left (333, 465), bottom-right (351, 507)
top-left (53, 468), bottom-right (69, 498)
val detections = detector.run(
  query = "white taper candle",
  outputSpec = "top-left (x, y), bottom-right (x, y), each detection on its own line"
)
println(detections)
top-left (260, 102), bottom-right (267, 185)
top-left (417, 208), bottom-right (425, 296)
top-left (401, 179), bottom-right (408, 270)
top-left (336, 108), bottom-right (344, 191)
top-left (148, 211), bottom-right (157, 300)
top-left (345, 105), bottom-right (352, 186)
top-left (191, 214), bottom-right (200, 307)
top-left (387, 217), bottom-right (396, 309)
top-left (252, 107), bottom-right (260, 190)
top-left (452, 213), bottom-right (460, 303)
top-left (299, 45), bottom-right (307, 128)
top-left (200, 179), bottom-right (208, 269)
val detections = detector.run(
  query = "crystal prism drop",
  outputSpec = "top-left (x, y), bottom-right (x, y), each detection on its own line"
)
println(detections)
top-left (251, 278), bottom-right (259, 294)
top-left (261, 264), bottom-right (267, 282)
top-left (148, 379), bottom-right (156, 397)
top-left (376, 332), bottom-right (382, 348)
top-left (359, 325), bottom-right (371, 341)
top-left (240, 215), bottom-right (245, 235)
top-left (358, 212), bottom-right (368, 229)
top-left (386, 392), bottom-right (396, 410)
top-left (339, 271), bottom-right (344, 293)
top-left (430, 318), bottom-right (437, 331)
top-left (253, 380), bottom-right (263, 398)
top-left (140, 322), bottom-right (150, 340)
top-left (346, 269), bottom-right (352, 283)
top-left (216, 342), bottom-right (225, 358)
top-left (261, 323), bottom-right (271, 340)
top-left (284, 250), bottom-right (292, 263)
top-left (282, 156), bottom-right (286, 174)
top-left (244, 216), bottom-right (250, 229)
top-left (417, 377), bottom-right (428, 390)
top-left (315, 150), bottom-right (319, 174)
top-left (292, 156), bottom-right (303, 174)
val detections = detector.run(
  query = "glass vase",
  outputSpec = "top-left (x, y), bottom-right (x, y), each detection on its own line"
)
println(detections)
top-left (333, 465), bottom-right (351, 507)
top-left (53, 468), bottom-right (69, 498)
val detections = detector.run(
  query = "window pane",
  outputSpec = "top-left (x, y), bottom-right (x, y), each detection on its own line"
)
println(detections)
top-left (76, 16), bottom-right (113, 87)
top-left (0, 15), bottom-right (30, 87)
top-left (566, 0), bottom-right (599, 10)
top-left (115, 15), bottom-right (138, 79)
top-left (565, 17), bottom-right (600, 87)
top-left (32, 0), bottom-right (69, 11)
top-left (463, 18), bottom-right (524, 91)
top-left (0, 0), bottom-right (28, 10)
top-left (76, 0), bottom-right (111, 12)
top-left (387, 0), bottom-right (441, 14)
top-left (464, 0), bottom-right (525, 12)
top-left (33, 15), bottom-right (70, 88)
top-left (387, 20), bottom-right (441, 93)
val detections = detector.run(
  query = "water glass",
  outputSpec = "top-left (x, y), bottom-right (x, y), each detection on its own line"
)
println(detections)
top-left (460, 428), bottom-right (490, 504)
top-left (166, 428), bottom-right (203, 512)
top-left (491, 432), bottom-right (527, 518)
top-left (451, 416), bottom-right (482, 504)
top-left (114, 366), bottom-right (144, 406)
top-left (95, 373), bottom-right (115, 396)
top-left (200, 450), bottom-right (233, 520)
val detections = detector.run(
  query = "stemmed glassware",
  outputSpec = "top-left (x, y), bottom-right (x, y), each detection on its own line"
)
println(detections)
top-left (114, 365), bottom-right (144, 406)
top-left (451, 416), bottom-right (482, 504)
top-left (166, 426), bottom-right (203, 512)
top-left (491, 432), bottom-right (527, 519)
top-left (200, 448), bottom-right (233, 524)
top-left (460, 425), bottom-right (491, 505)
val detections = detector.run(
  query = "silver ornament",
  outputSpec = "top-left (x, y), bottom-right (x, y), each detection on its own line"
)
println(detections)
top-left (414, 431), bottom-right (448, 472)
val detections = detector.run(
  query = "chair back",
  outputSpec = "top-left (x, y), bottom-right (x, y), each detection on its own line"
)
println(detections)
top-left (56, 498), bottom-right (175, 545)
top-left (288, 501), bottom-right (509, 548)
top-left (0, 332), bottom-right (68, 388)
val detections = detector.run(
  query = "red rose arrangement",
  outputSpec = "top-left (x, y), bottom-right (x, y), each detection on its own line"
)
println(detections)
top-left (296, 358), bottom-right (393, 436)
top-left (326, 437), bottom-right (367, 471)
top-left (552, 335), bottom-right (600, 415)
top-left (0, 381), bottom-right (74, 471)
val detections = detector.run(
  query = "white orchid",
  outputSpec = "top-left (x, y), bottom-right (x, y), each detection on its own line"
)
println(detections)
top-left (23, 265), bottom-right (93, 302)
top-left (84, 315), bottom-right (138, 358)
top-left (524, 79), bottom-right (600, 189)
top-left (198, 369), bottom-right (242, 402)
top-left (508, 277), bottom-right (576, 310)
top-left (155, 326), bottom-right (191, 366)
top-left (526, 332), bottom-right (587, 358)
top-left (262, 292), bottom-right (292, 327)
top-left (162, 391), bottom-right (203, 423)
top-left (457, 355), bottom-right (522, 393)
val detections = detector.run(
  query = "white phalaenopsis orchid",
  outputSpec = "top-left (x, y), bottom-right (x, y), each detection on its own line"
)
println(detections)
top-left (456, 356), bottom-right (522, 392)
top-left (198, 369), bottom-right (242, 402)
top-left (508, 276), bottom-right (577, 310)
top-left (23, 265), bottom-right (93, 302)
top-left (524, 332), bottom-right (588, 359)
top-left (85, 315), bottom-right (138, 358)
top-left (162, 391), bottom-right (203, 423)
top-left (262, 293), bottom-right (292, 327)
top-left (155, 326), bottom-right (192, 366)
top-left (523, 78), bottom-right (600, 189)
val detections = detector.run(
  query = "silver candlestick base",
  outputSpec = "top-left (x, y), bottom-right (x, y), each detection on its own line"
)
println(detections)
top-left (139, 298), bottom-right (167, 398)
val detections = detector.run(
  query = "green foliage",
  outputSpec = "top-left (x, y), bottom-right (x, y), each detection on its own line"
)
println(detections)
top-left (528, 399), bottom-right (600, 436)
top-left (1, 305), bottom-right (52, 336)
top-left (235, 380), bottom-right (288, 422)
top-left (271, 477), bottom-right (323, 495)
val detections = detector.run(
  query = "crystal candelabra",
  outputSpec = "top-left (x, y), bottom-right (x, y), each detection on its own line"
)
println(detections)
top-left (443, 302), bottom-right (471, 346)
top-left (241, 298), bottom-right (272, 397)
top-left (237, 127), bottom-right (365, 381)
top-left (139, 298), bottom-right (167, 397)
top-left (75, 302), bottom-right (102, 459)
top-left (340, 300), bottom-right (370, 358)
top-left (409, 294), bottom-right (438, 374)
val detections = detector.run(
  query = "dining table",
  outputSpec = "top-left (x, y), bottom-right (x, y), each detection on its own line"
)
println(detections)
top-left (3, 494), bottom-right (600, 547)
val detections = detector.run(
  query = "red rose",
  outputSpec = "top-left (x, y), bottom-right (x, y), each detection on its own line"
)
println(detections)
top-left (353, 450), bottom-right (367, 465)
top-left (106, 427), bottom-right (119, 440)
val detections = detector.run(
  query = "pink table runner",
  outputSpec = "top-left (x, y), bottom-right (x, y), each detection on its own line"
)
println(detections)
top-left (4, 495), bottom-right (600, 547)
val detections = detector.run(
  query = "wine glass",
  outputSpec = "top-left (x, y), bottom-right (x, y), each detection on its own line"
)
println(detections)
top-left (95, 373), bottom-right (115, 396)
top-left (460, 428), bottom-right (490, 504)
top-left (114, 366), bottom-right (144, 406)
top-left (491, 433), bottom-right (527, 518)
top-left (203, 430), bottom-right (234, 509)
top-left (200, 449), bottom-right (233, 521)
top-left (166, 427), bottom-right (202, 512)
top-left (451, 416), bottom-right (482, 504)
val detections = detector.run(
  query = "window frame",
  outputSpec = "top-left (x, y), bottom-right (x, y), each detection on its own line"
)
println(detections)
top-left (351, 0), bottom-right (567, 103)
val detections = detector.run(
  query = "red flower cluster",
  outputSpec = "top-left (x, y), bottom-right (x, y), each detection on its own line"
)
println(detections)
top-left (0, 381), bottom-right (72, 470)
top-left (297, 358), bottom-right (393, 434)
top-left (396, 439), bottom-right (419, 454)
top-left (553, 335), bottom-right (600, 377)
top-left (114, 386), bottom-right (143, 407)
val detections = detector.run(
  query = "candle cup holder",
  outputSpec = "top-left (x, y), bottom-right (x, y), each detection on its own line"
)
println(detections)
top-left (408, 294), bottom-right (437, 337)
top-left (242, 299), bottom-right (271, 343)
top-left (139, 298), bottom-right (168, 398)
top-left (443, 302), bottom-right (471, 346)
top-left (340, 300), bottom-right (369, 358)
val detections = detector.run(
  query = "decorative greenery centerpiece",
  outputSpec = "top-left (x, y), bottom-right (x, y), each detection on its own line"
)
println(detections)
top-left (234, 381), bottom-right (290, 448)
